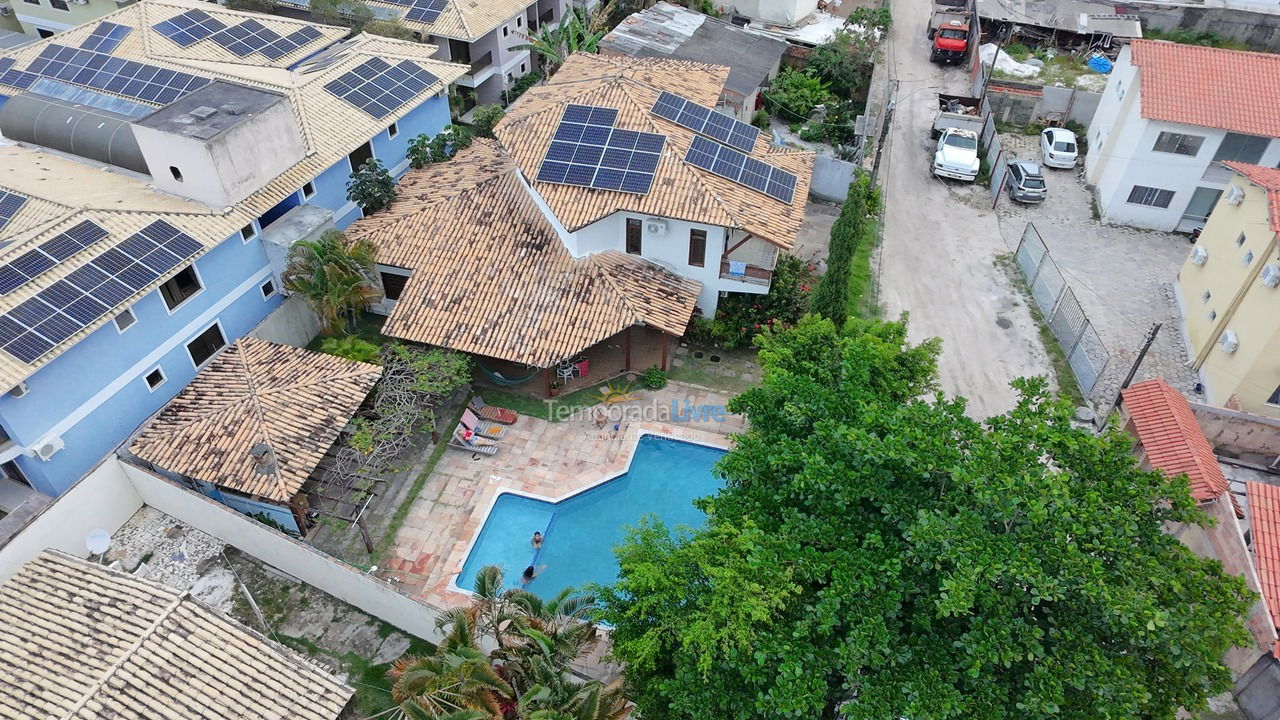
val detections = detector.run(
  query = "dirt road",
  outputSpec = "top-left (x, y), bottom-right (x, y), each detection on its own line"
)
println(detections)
top-left (875, 0), bottom-right (1052, 417)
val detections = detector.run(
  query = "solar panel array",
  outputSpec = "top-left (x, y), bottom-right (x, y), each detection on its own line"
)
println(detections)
top-left (0, 221), bottom-right (108, 295)
top-left (0, 220), bottom-right (203, 364)
top-left (536, 104), bottom-right (667, 195)
top-left (153, 9), bottom-right (228, 47)
top-left (684, 136), bottom-right (797, 204)
top-left (651, 91), bottom-right (761, 153)
top-left (0, 57), bottom-right (37, 91)
top-left (0, 191), bottom-right (27, 234)
top-left (324, 58), bottom-right (440, 119)
top-left (80, 22), bottom-right (133, 54)
top-left (9, 44), bottom-right (209, 106)
top-left (381, 0), bottom-right (448, 23)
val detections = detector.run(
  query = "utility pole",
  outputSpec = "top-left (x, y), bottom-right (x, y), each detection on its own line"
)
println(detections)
top-left (1098, 322), bottom-right (1161, 430)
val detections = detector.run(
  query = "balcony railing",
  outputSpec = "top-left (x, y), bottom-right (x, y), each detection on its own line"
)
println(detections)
top-left (719, 260), bottom-right (772, 286)
top-left (469, 51), bottom-right (493, 75)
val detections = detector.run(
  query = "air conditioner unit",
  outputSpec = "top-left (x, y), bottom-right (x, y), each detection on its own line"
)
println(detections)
top-left (0, 7), bottom-right (12, 16)
top-left (1262, 264), bottom-right (1280, 288)
top-left (1219, 329), bottom-right (1239, 354)
top-left (8, 381), bottom-right (27, 398)
top-left (644, 218), bottom-right (668, 236)
top-left (33, 436), bottom-right (63, 461)
top-left (1190, 246), bottom-right (1208, 266)
top-left (1225, 184), bottom-right (1245, 206)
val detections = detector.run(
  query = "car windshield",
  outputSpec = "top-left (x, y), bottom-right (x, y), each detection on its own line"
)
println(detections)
top-left (1054, 141), bottom-right (1077, 152)
top-left (1022, 175), bottom-right (1045, 189)
top-left (940, 29), bottom-right (966, 39)
top-left (945, 134), bottom-right (977, 150)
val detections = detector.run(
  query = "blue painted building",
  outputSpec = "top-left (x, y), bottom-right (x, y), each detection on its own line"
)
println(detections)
top-left (0, 0), bottom-right (463, 510)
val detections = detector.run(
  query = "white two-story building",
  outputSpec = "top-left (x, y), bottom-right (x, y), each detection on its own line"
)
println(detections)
top-left (1085, 39), bottom-right (1280, 232)
top-left (344, 53), bottom-right (814, 393)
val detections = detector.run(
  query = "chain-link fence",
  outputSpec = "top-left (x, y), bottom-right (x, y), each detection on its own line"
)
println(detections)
top-left (1015, 223), bottom-right (1110, 395)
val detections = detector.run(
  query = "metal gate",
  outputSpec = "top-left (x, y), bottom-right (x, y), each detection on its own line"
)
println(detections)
top-left (1014, 223), bottom-right (1110, 395)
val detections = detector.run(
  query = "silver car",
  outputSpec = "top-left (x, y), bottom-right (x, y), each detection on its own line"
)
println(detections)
top-left (1005, 160), bottom-right (1046, 203)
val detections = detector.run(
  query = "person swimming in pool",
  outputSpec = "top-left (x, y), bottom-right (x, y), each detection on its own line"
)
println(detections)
top-left (521, 565), bottom-right (545, 585)
top-left (531, 531), bottom-right (543, 550)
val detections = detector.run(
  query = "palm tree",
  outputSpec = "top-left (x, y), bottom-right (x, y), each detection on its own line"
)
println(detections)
top-left (282, 229), bottom-right (380, 335)
top-left (388, 615), bottom-right (512, 719)
top-left (512, 4), bottom-right (609, 75)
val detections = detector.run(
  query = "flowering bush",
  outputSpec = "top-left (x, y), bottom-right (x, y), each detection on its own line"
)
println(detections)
top-left (696, 254), bottom-right (814, 349)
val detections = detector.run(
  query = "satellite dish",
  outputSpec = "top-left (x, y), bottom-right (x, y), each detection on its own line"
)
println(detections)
top-left (85, 529), bottom-right (111, 556)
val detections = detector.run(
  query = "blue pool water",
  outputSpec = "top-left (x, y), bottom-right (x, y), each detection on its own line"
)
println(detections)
top-left (456, 435), bottom-right (726, 598)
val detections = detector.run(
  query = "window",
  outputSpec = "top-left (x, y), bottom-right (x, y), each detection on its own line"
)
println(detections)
top-left (387, 121), bottom-right (398, 139)
top-left (240, 223), bottom-right (256, 243)
top-left (1237, 232), bottom-right (1247, 247)
top-left (169, 166), bottom-right (183, 182)
top-left (1152, 131), bottom-right (1205, 156)
top-left (49, 0), bottom-right (68, 9)
top-left (348, 141), bottom-right (373, 172)
top-left (1244, 250), bottom-right (1254, 266)
top-left (1127, 185), bottom-right (1175, 208)
top-left (516, 16), bottom-right (522, 26)
top-left (301, 180), bottom-right (316, 200)
top-left (506, 73), bottom-right (513, 83)
top-left (625, 218), bottom-right (642, 255)
top-left (186, 323), bottom-right (226, 368)
top-left (520, 62), bottom-right (526, 73)
top-left (114, 308), bottom-right (137, 333)
top-left (36, 29), bottom-right (54, 38)
top-left (1202, 290), bottom-right (1211, 303)
top-left (380, 271), bottom-right (408, 301)
top-left (143, 367), bottom-right (166, 391)
top-left (1209, 310), bottom-right (1217, 321)
top-left (1214, 133), bottom-right (1269, 165)
top-left (688, 229), bottom-right (706, 267)
top-left (502, 25), bottom-right (509, 36)
top-left (22, 0), bottom-right (38, 5)
top-left (1269, 385), bottom-right (1280, 406)
top-left (160, 266), bottom-right (203, 311)
top-left (260, 278), bottom-right (277, 299)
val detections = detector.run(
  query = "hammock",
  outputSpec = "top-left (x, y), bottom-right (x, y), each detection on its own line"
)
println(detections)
top-left (477, 363), bottom-right (540, 386)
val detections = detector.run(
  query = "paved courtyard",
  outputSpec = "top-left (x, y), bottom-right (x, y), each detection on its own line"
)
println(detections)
top-left (995, 133), bottom-right (1200, 408)
top-left (376, 381), bottom-right (743, 610)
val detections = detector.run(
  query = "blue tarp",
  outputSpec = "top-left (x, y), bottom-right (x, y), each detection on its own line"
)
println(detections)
top-left (1087, 54), bottom-right (1113, 74)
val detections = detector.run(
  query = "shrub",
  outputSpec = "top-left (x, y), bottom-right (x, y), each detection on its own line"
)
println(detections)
top-left (642, 366), bottom-right (668, 389)
top-left (225, 0), bottom-right (276, 12)
top-left (407, 124), bottom-right (474, 168)
top-left (751, 109), bottom-right (770, 131)
top-left (363, 18), bottom-right (414, 39)
top-left (470, 104), bottom-right (505, 138)
top-left (809, 29), bottom-right (875, 99)
top-left (319, 335), bottom-right (381, 363)
top-left (811, 173), bottom-right (880, 326)
top-left (346, 158), bottom-right (395, 212)
top-left (765, 68), bottom-right (833, 122)
top-left (683, 315), bottom-right (716, 345)
top-left (1003, 42), bottom-right (1032, 60)
top-left (711, 254), bottom-right (814, 349)
top-left (507, 71), bottom-right (543, 103)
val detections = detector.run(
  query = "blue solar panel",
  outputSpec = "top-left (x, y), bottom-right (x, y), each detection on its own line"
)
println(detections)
top-left (383, 0), bottom-right (447, 23)
top-left (80, 22), bottom-right (132, 54)
top-left (9, 251), bottom-right (54, 279)
top-left (0, 69), bottom-right (38, 90)
top-left (21, 44), bottom-right (209, 105)
top-left (153, 10), bottom-right (227, 47)
top-left (684, 136), bottom-right (797, 204)
top-left (260, 26), bottom-right (322, 60)
top-left (536, 104), bottom-right (666, 195)
top-left (0, 191), bottom-right (27, 233)
top-left (209, 19), bottom-right (282, 58)
top-left (4, 333), bottom-right (52, 364)
top-left (0, 268), bottom-right (23, 295)
top-left (0, 316), bottom-right (20, 346)
top-left (324, 58), bottom-right (440, 119)
top-left (652, 91), bottom-right (762, 153)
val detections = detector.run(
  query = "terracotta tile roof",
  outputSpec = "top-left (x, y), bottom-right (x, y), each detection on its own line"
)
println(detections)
top-left (1129, 39), bottom-right (1280, 138)
top-left (0, 0), bottom-right (465, 391)
top-left (1121, 379), bottom-right (1235, 511)
top-left (1248, 481), bottom-right (1280, 649)
top-left (495, 53), bottom-right (814, 250)
top-left (344, 139), bottom-right (701, 368)
top-left (130, 338), bottom-right (381, 501)
top-left (1225, 162), bottom-right (1280, 234)
top-left (0, 550), bottom-right (353, 719)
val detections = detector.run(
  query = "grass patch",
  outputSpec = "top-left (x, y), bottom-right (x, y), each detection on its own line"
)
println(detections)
top-left (994, 253), bottom-right (1087, 407)
top-left (847, 217), bottom-right (881, 319)
top-left (667, 346), bottom-right (758, 394)
top-left (372, 402), bottom-right (467, 561)
top-left (278, 628), bottom-right (435, 717)
top-left (1144, 27), bottom-right (1248, 51)
top-left (478, 378), bottom-right (618, 422)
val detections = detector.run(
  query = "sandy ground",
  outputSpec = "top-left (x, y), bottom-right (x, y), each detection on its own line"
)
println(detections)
top-left (875, 1), bottom-right (1052, 418)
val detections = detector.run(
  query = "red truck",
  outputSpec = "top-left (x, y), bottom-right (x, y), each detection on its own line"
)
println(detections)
top-left (928, 0), bottom-right (972, 65)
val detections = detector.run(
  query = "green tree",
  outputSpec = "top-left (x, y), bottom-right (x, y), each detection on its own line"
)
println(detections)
top-left (763, 67), bottom-right (833, 121)
top-left (469, 105), bottom-right (505, 139)
top-left (225, 0), bottom-right (277, 14)
top-left (512, 5), bottom-right (607, 75)
top-left (309, 0), bottom-right (374, 28)
top-left (363, 18), bottom-right (415, 39)
top-left (282, 230), bottom-right (380, 334)
top-left (810, 175), bottom-right (870, 325)
top-left (408, 125), bottom-right (475, 168)
top-left (808, 28), bottom-right (876, 99)
top-left (347, 158), bottom-right (396, 212)
top-left (318, 335), bottom-right (381, 363)
top-left (598, 315), bottom-right (1254, 720)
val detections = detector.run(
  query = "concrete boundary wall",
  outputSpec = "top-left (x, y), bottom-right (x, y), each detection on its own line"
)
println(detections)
top-left (247, 293), bottom-right (322, 349)
top-left (810, 155), bottom-right (858, 202)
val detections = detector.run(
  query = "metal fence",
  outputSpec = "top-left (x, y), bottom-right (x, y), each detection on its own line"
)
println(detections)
top-left (1014, 223), bottom-right (1110, 395)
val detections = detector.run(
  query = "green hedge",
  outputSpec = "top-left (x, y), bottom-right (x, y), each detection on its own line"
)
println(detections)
top-left (811, 173), bottom-right (880, 326)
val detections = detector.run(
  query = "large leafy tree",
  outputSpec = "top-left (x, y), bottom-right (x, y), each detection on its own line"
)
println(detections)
top-left (282, 229), bottom-right (379, 335)
top-left (598, 315), bottom-right (1254, 720)
top-left (512, 5), bottom-right (607, 75)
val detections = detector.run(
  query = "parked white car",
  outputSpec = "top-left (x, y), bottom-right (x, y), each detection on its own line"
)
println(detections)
top-left (933, 128), bottom-right (981, 182)
top-left (1040, 127), bottom-right (1079, 169)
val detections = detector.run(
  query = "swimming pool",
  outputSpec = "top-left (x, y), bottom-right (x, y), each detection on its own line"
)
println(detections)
top-left (455, 435), bottom-right (726, 598)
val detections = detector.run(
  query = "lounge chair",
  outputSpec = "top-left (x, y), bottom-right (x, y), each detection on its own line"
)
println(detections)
top-left (462, 408), bottom-right (507, 440)
top-left (469, 395), bottom-right (518, 425)
top-left (449, 428), bottom-right (497, 456)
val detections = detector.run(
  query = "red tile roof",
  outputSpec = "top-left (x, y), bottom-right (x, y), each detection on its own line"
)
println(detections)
top-left (1121, 379), bottom-right (1233, 509)
top-left (1130, 39), bottom-right (1280, 138)
top-left (1248, 481), bottom-right (1280, 648)
top-left (1225, 162), bottom-right (1280, 234)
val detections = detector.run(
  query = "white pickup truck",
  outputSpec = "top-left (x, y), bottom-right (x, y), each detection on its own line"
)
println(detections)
top-left (930, 94), bottom-right (983, 182)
